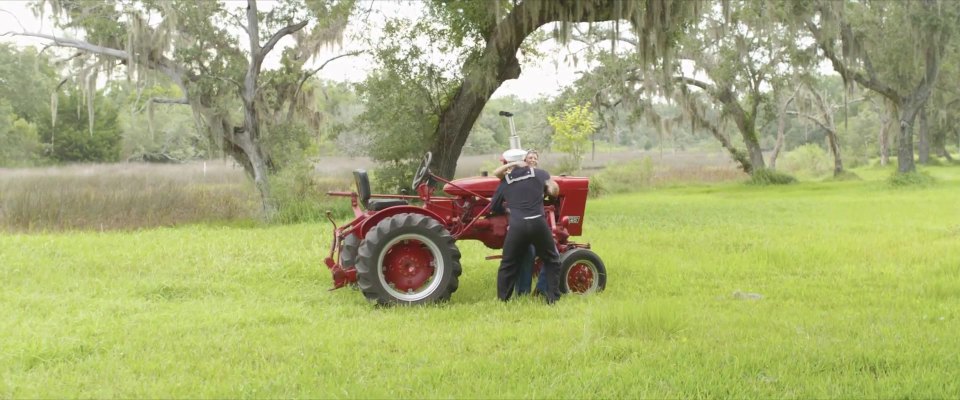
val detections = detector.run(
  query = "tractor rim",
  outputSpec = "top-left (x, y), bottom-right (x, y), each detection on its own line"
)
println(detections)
top-left (566, 260), bottom-right (598, 294)
top-left (377, 233), bottom-right (444, 301)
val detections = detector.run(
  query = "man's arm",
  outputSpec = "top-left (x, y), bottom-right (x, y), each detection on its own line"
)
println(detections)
top-left (490, 180), bottom-right (507, 215)
top-left (493, 161), bottom-right (526, 179)
top-left (545, 178), bottom-right (559, 197)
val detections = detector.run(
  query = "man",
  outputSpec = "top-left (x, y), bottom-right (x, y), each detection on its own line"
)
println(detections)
top-left (490, 150), bottom-right (545, 296)
top-left (492, 150), bottom-right (562, 304)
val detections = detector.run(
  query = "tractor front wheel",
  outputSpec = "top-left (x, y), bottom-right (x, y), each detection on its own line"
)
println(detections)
top-left (559, 248), bottom-right (606, 295)
top-left (355, 213), bottom-right (462, 305)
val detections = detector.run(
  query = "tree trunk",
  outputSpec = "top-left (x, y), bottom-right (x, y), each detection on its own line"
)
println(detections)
top-left (896, 100), bottom-right (923, 173)
top-left (825, 128), bottom-right (843, 176)
top-left (768, 93), bottom-right (795, 169)
top-left (726, 101), bottom-right (765, 172)
top-left (431, 73), bottom-right (515, 179)
top-left (685, 96), bottom-right (752, 173)
top-left (878, 101), bottom-right (891, 166)
top-left (918, 104), bottom-right (929, 164)
top-left (933, 126), bottom-right (951, 161)
top-left (235, 132), bottom-right (275, 217)
top-left (744, 133), bottom-right (765, 172)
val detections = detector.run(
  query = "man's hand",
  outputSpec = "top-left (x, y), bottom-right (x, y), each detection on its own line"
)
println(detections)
top-left (545, 179), bottom-right (559, 197)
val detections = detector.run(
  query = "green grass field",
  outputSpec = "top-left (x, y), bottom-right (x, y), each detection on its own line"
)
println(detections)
top-left (2, 165), bottom-right (959, 398)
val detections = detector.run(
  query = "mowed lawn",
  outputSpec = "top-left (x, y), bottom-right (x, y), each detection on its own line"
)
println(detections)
top-left (2, 167), bottom-right (959, 398)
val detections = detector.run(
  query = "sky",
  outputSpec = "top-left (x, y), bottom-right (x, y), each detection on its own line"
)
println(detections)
top-left (0, 0), bottom-right (586, 101)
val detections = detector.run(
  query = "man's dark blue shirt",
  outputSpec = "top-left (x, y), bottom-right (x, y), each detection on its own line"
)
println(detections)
top-left (500, 167), bottom-right (551, 220)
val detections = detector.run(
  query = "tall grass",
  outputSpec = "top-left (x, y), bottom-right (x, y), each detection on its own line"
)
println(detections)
top-left (0, 162), bottom-right (357, 231)
top-left (590, 156), bottom-right (745, 196)
top-left (2, 164), bottom-right (959, 397)
top-left (0, 162), bottom-right (259, 231)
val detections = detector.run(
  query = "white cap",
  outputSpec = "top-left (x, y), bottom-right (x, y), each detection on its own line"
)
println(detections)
top-left (502, 148), bottom-right (526, 163)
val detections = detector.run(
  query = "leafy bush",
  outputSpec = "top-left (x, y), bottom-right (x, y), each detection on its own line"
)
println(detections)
top-left (271, 163), bottom-right (354, 223)
top-left (548, 102), bottom-right (597, 173)
top-left (922, 156), bottom-right (945, 167)
top-left (887, 171), bottom-right (936, 187)
top-left (746, 168), bottom-right (797, 186)
top-left (46, 89), bottom-right (122, 163)
top-left (371, 159), bottom-right (420, 194)
top-left (781, 143), bottom-right (831, 177)
top-left (0, 102), bottom-right (43, 167)
top-left (263, 120), bottom-right (314, 171)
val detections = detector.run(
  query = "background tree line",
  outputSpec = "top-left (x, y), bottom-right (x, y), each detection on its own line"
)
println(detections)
top-left (3, 0), bottom-right (959, 216)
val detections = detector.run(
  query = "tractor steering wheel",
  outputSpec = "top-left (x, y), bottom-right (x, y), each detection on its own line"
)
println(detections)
top-left (412, 152), bottom-right (433, 190)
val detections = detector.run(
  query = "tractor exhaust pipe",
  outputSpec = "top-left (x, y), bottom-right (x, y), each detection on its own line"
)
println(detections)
top-left (499, 110), bottom-right (521, 150)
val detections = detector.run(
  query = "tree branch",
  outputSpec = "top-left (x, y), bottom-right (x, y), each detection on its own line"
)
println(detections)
top-left (571, 25), bottom-right (640, 47)
top-left (0, 9), bottom-right (28, 32)
top-left (13, 30), bottom-right (195, 96)
top-left (12, 31), bottom-right (129, 59)
top-left (230, 12), bottom-right (249, 35)
top-left (294, 50), bottom-right (365, 97)
top-left (201, 74), bottom-right (244, 91)
top-left (786, 110), bottom-right (834, 135)
top-left (805, 21), bottom-right (902, 103)
top-left (150, 97), bottom-right (189, 105)
top-left (260, 20), bottom-right (309, 60)
top-left (675, 76), bottom-right (713, 92)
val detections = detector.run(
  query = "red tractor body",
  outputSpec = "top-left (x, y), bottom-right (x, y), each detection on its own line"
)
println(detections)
top-left (323, 153), bottom-right (605, 305)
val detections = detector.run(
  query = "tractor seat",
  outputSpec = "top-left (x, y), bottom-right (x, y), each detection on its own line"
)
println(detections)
top-left (353, 169), bottom-right (408, 211)
top-left (367, 199), bottom-right (408, 211)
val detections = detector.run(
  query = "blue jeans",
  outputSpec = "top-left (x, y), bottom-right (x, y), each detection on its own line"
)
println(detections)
top-left (514, 245), bottom-right (548, 295)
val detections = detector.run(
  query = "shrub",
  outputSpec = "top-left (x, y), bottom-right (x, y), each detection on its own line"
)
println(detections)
top-left (746, 168), bottom-right (797, 186)
top-left (371, 159), bottom-right (420, 194)
top-left (271, 163), bottom-right (354, 224)
top-left (46, 89), bottom-right (123, 163)
top-left (588, 174), bottom-right (608, 198)
top-left (0, 109), bottom-right (43, 167)
top-left (781, 143), bottom-right (831, 177)
top-left (887, 171), bottom-right (936, 188)
top-left (922, 157), bottom-right (945, 167)
top-left (548, 102), bottom-right (597, 174)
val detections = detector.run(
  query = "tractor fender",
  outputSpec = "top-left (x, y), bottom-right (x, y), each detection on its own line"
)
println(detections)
top-left (357, 206), bottom-right (446, 239)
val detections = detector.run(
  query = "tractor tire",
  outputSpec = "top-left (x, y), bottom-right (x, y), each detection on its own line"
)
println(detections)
top-left (355, 213), bottom-right (462, 305)
top-left (339, 233), bottom-right (361, 289)
top-left (559, 248), bottom-right (607, 295)
top-left (339, 233), bottom-right (361, 270)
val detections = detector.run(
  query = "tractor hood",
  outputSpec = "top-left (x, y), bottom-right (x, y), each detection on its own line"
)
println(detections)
top-left (443, 176), bottom-right (500, 197)
top-left (442, 175), bottom-right (590, 199)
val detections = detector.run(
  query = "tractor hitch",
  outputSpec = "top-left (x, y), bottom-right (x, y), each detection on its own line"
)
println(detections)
top-left (325, 257), bottom-right (357, 290)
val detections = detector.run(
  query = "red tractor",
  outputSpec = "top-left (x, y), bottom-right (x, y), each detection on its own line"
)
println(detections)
top-left (323, 152), bottom-right (606, 305)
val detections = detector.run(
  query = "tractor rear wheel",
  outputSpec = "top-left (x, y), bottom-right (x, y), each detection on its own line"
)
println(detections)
top-left (559, 248), bottom-right (606, 295)
top-left (339, 233), bottom-right (361, 270)
top-left (338, 233), bottom-right (361, 289)
top-left (355, 213), bottom-right (462, 305)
